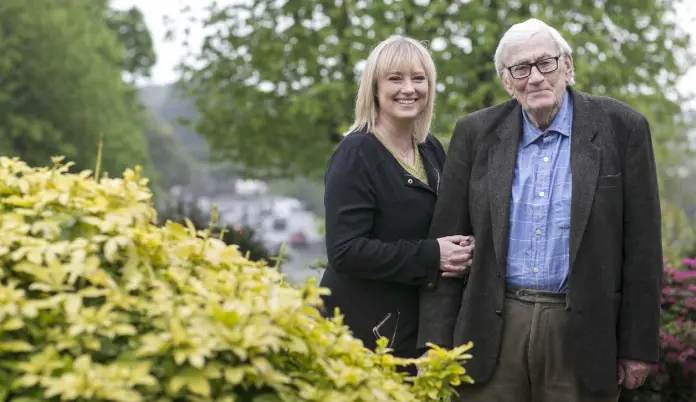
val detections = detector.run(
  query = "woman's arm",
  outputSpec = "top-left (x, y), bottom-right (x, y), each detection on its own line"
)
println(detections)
top-left (324, 146), bottom-right (440, 286)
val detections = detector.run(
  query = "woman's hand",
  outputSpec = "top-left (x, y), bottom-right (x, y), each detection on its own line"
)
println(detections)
top-left (436, 235), bottom-right (475, 278)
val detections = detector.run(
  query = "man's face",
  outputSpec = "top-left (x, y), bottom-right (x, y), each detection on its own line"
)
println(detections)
top-left (502, 32), bottom-right (573, 117)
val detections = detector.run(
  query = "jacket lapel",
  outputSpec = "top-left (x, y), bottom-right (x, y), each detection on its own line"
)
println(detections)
top-left (419, 145), bottom-right (440, 194)
top-left (488, 104), bottom-right (523, 267)
top-left (568, 90), bottom-right (600, 272)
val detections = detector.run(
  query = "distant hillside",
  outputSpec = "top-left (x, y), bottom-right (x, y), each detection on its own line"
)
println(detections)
top-left (138, 84), bottom-right (210, 161)
top-left (137, 84), bottom-right (242, 195)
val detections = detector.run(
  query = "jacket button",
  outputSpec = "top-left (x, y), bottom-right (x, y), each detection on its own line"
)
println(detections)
top-left (407, 178), bottom-right (413, 184)
top-left (496, 272), bottom-right (502, 278)
top-left (495, 309), bottom-right (502, 316)
top-left (427, 283), bottom-right (434, 289)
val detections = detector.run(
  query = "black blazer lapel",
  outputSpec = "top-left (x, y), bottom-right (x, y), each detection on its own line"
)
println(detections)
top-left (488, 104), bottom-right (523, 268)
top-left (568, 89), bottom-right (601, 272)
top-left (419, 146), bottom-right (441, 194)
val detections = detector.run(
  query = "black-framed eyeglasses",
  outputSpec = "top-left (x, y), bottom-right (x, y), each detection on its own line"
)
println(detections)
top-left (507, 55), bottom-right (562, 79)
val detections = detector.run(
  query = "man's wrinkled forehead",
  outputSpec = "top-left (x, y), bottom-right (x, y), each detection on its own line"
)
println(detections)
top-left (505, 33), bottom-right (558, 66)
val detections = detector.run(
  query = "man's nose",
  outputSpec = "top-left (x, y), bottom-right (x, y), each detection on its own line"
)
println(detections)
top-left (528, 66), bottom-right (544, 83)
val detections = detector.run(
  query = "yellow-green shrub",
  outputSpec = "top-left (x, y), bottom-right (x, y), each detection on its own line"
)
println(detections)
top-left (0, 157), bottom-right (472, 401)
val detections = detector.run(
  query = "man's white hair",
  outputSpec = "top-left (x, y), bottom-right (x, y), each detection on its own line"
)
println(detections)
top-left (494, 18), bottom-right (575, 85)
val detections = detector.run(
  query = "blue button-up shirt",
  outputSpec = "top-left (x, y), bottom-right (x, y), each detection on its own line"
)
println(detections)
top-left (506, 91), bottom-right (573, 292)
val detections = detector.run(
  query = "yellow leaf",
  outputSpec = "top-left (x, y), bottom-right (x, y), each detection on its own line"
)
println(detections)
top-left (168, 375), bottom-right (186, 393)
top-left (0, 340), bottom-right (33, 352)
top-left (188, 375), bottom-right (211, 397)
top-left (1, 316), bottom-right (24, 331)
top-left (64, 295), bottom-right (82, 316)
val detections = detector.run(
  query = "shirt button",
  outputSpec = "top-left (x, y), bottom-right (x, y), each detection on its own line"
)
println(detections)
top-left (536, 229), bottom-right (542, 235)
top-left (532, 267), bottom-right (539, 273)
top-left (543, 156), bottom-right (550, 162)
top-left (539, 191), bottom-right (545, 197)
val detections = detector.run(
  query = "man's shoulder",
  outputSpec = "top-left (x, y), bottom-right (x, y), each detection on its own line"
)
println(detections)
top-left (455, 98), bottom-right (518, 129)
top-left (577, 91), bottom-right (647, 126)
top-left (451, 99), bottom-right (520, 146)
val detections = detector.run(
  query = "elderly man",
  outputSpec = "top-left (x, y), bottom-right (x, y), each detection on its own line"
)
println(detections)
top-left (418, 18), bottom-right (662, 402)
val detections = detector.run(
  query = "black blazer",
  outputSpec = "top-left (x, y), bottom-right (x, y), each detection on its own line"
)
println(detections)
top-left (418, 89), bottom-right (663, 395)
top-left (320, 129), bottom-right (446, 358)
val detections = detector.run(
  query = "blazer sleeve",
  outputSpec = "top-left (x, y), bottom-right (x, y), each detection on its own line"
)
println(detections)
top-left (618, 115), bottom-right (663, 364)
top-left (417, 119), bottom-right (474, 350)
top-left (324, 146), bottom-right (440, 286)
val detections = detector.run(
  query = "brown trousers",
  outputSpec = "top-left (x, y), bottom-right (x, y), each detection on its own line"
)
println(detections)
top-left (456, 288), bottom-right (621, 402)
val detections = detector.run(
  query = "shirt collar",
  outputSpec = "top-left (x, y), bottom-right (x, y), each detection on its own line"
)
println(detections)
top-left (521, 90), bottom-right (572, 148)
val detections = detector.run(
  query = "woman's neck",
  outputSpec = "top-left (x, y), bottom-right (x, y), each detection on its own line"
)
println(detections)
top-left (376, 118), bottom-right (414, 154)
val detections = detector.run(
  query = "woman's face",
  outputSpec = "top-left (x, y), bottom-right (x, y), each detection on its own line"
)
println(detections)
top-left (376, 62), bottom-right (429, 124)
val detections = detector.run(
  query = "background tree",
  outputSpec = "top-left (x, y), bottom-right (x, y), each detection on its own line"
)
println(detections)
top-left (0, 0), bottom-right (153, 177)
top-left (103, 2), bottom-right (157, 83)
top-left (179, 0), bottom-right (694, 182)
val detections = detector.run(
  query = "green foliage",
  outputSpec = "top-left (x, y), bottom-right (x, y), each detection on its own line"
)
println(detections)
top-left (0, 0), bottom-right (153, 177)
top-left (0, 156), bottom-right (473, 401)
top-left (661, 199), bottom-right (696, 265)
top-left (104, 2), bottom-right (157, 81)
top-left (178, 0), bottom-right (693, 180)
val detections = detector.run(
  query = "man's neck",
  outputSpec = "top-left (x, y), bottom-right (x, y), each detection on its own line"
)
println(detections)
top-left (526, 103), bottom-right (561, 131)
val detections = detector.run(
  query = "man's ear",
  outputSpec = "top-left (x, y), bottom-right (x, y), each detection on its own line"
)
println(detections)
top-left (502, 73), bottom-right (515, 97)
top-left (563, 55), bottom-right (574, 83)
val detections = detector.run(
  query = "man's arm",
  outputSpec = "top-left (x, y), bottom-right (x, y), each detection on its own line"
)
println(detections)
top-left (418, 118), bottom-right (475, 350)
top-left (618, 114), bottom-right (662, 364)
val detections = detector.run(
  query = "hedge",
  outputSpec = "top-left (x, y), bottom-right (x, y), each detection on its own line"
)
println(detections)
top-left (0, 157), bottom-right (472, 401)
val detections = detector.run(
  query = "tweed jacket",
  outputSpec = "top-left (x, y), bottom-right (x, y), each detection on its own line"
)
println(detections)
top-left (418, 89), bottom-right (663, 395)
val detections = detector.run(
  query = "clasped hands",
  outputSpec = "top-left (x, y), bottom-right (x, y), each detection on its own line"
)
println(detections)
top-left (436, 235), bottom-right (475, 278)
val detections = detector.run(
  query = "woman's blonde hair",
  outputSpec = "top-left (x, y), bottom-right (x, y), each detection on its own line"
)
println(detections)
top-left (347, 35), bottom-right (437, 143)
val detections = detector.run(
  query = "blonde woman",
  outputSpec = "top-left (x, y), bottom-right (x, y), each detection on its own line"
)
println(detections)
top-left (320, 35), bottom-right (474, 369)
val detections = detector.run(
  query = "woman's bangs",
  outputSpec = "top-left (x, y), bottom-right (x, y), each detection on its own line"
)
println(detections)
top-left (376, 42), bottom-right (427, 78)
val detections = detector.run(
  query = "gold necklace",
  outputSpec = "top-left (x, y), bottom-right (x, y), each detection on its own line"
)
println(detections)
top-left (374, 130), bottom-right (415, 164)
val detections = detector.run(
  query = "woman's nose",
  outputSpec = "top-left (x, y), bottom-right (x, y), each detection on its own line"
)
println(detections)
top-left (401, 79), bottom-right (415, 93)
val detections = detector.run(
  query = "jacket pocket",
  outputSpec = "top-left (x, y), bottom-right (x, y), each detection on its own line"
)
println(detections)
top-left (598, 173), bottom-right (622, 188)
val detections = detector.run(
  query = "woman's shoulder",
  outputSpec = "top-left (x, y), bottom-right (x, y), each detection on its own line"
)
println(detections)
top-left (421, 134), bottom-right (446, 162)
top-left (337, 129), bottom-right (379, 151)
top-left (332, 129), bottom-right (386, 163)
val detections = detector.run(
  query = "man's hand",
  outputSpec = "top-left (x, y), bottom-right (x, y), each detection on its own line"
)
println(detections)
top-left (617, 359), bottom-right (651, 389)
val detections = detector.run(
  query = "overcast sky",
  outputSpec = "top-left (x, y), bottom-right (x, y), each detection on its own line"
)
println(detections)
top-left (113, 0), bottom-right (696, 108)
